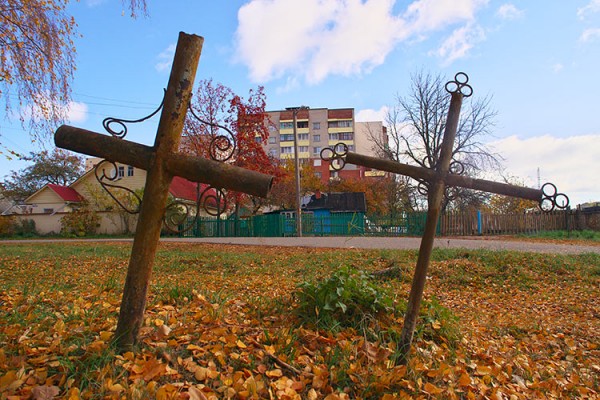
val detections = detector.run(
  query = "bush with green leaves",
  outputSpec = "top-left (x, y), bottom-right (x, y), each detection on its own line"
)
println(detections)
top-left (60, 202), bottom-right (100, 237)
top-left (13, 219), bottom-right (37, 237)
top-left (294, 266), bottom-right (394, 331)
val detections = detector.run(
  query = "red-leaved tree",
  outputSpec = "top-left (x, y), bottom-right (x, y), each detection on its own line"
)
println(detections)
top-left (182, 79), bottom-right (281, 215)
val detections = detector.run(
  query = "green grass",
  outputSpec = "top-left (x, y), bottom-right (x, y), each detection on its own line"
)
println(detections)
top-left (519, 229), bottom-right (600, 241)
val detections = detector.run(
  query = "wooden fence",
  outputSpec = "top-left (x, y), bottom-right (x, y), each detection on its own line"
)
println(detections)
top-left (439, 210), bottom-right (578, 236)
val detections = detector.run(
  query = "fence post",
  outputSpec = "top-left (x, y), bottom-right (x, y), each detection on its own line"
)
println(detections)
top-left (477, 210), bottom-right (482, 235)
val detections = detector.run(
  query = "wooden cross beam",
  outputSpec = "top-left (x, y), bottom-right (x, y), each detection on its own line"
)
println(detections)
top-left (322, 72), bottom-right (568, 362)
top-left (54, 32), bottom-right (274, 351)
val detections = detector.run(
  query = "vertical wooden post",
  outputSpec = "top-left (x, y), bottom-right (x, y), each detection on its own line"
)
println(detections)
top-left (397, 91), bottom-right (464, 362)
top-left (113, 33), bottom-right (204, 351)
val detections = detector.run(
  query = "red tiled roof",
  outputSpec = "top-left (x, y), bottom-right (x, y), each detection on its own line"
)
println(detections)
top-left (169, 177), bottom-right (220, 209)
top-left (47, 184), bottom-right (83, 202)
top-left (169, 176), bottom-right (200, 202)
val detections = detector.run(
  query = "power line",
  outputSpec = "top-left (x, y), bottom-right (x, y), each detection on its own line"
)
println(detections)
top-left (72, 92), bottom-right (159, 107)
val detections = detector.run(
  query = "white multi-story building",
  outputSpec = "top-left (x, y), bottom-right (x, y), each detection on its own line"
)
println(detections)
top-left (263, 107), bottom-right (387, 183)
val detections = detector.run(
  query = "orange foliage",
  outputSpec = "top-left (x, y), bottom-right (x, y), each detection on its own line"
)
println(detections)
top-left (0, 242), bottom-right (598, 398)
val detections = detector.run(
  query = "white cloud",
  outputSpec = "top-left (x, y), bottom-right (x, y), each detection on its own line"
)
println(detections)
top-left (551, 63), bottom-right (564, 73)
top-left (580, 28), bottom-right (600, 42)
top-left (495, 3), bottom-right (524, 20)
top-left (577, 0), bottom-right (600, 19)
top-left (18, 96), bottom-right (87, 124)
top-left (489, 134), bottom-right (600, 205)
top-left (403, 0), bottom-right (488, 31)
top-left (356, 106), bottom-right (389, 122)
top-left (235, 0), bottom-right (488, 84)
top-left (66, 102), bottom-right (89, 123)
top-left (430, 23), bottom-right (486, 65)
top-left (155, 44), bottom-right (176, 72)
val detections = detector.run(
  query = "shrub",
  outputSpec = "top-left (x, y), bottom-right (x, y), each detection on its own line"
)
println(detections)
top-left (0, 216), bottom-right (17, 237)
top-left (294, 266), bottom-right (394, 331)
top-left (15, 219), bottom-right (37, 237)
top-left (60, 202), bottom-right (100, 237)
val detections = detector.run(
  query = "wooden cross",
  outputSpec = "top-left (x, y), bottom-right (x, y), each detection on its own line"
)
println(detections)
top-left (322, 72), bottom-right (568, 362)
top-left (54, 32), bottom-right (274, 351)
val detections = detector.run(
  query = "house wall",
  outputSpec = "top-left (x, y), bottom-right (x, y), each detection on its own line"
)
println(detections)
top-left (11, 211), bottom-right (138, 235)
top-left (23, 187), bottom-right (72, 215)
top-left (72, 164), bottom-right (148, 200)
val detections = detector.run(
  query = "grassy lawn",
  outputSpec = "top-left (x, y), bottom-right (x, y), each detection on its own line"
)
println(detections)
top-left (0, 242), bottom-right (598, 399)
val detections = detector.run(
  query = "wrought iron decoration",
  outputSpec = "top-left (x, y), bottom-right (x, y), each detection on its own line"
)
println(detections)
top-left (95, 91), bottom-right (236, 232)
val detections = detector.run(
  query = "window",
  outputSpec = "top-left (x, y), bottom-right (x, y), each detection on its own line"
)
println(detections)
top-left (268, 136), bottom-right (277, 144)
top-left (313, 134), bottom-right (320, 142)
top-left (297, 121), bottom-right (308, 128)
top-left (328, 133), bottom-right (338, 141)
top-left (280, 134), bottom-right (294, 141)
top-left (118, 166), bottom-right (125, 178)
top-left (281, 146), bottom-right (294, 154)
top-left (328, 120), bottom-right (352, 128)
top-left (313, 159), bottom-right (322, 167)
top-left (280, 122), bottom-right (293, 129)
top-left (313, 122), bottom-right (321, 130)
top-left (255, 136), bottom-right (262, 144)
top-left (127, 166), bottom-right (134, 177)
top-left (338, 132), bottom-right (353, 140)
top-left (268, 149), bottom-right (278, 157)
top-left (43, 208), bottom-right (54, 214)
top-left (299, 146), bottom-right (309, 153)
top-left (315, 172), bottom-right (322, 179)
top-left (269, 125), bottom-right (277, 132)
top-left (313, 146), bottom-right (322, 155)
top-left (298, 133), bottom-right (309, 141)
top-left (348, 145), bottom-right (355, 152)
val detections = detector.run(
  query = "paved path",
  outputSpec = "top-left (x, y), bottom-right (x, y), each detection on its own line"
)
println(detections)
top-left (161, 236), bottom-right (600, 255)
top-left (2, 236), bottom-right (599, 254)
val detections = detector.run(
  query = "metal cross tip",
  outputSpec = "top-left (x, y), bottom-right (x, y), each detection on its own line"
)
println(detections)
top-left (320, 142), bottom-right (348, 171)
top-left (445, 72), bottom-right (473, 97)
top-left (539, 182), bottom-right (570, 212)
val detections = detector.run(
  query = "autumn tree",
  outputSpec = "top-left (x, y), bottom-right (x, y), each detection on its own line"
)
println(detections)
top-left (368, 70), bottom-right (501, 211)
top-left (268, 159), bottom-right (324, 210)
top-left (0, 0), bottom-right (147, 155)
top-left (182, 79), bottom-right (280, 215)
top-left (1, 148), bottom-right (83, 201)
top-left (328, 176), bottom-right (412, 216)
top-left (484, 175), bottom-right (538, 213)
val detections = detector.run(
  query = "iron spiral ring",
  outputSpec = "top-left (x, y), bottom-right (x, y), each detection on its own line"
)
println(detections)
top-left (445, 72), bottom-right (473, 98)
top-left (539, 182), bottom-right (570, 212)
top-left (320, 142), bottom-right (348, 171)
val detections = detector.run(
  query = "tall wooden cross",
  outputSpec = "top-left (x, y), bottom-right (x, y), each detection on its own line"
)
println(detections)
top-left (54, 32), bottom-right (274, 351)
top-left (322, 72), bottom-right (568, 362)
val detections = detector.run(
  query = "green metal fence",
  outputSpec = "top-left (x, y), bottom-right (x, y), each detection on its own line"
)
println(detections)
top-left (177, 209), bottom-right (579, 238)
top-left (179, 212), bottom-right (431, 238)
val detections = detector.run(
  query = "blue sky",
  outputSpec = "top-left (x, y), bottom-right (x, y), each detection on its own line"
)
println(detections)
top-left (1, 0), bottom-right (599, 206)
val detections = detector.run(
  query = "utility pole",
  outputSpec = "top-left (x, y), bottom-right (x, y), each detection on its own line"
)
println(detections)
top-left (286, 106), bottom-right (309, 237)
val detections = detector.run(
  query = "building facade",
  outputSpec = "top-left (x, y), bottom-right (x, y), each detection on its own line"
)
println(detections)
top-left (263, 108), bottom-right (387, 183)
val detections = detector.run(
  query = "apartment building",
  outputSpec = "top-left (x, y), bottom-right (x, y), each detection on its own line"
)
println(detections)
top-left (263, 108), bottom-right (387, 183)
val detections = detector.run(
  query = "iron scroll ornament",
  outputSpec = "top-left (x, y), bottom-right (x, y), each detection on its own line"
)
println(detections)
top-left (102, 89), bottom-right (166, 139)
top-left (94, 160), bottom-right (142, 214)
top-left (95, 92), bottom-right (235, 232)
